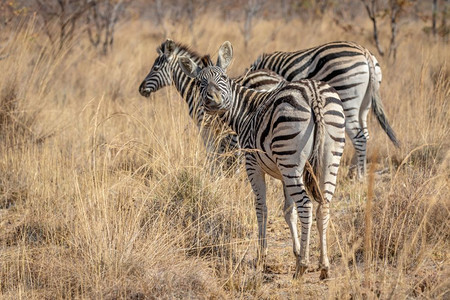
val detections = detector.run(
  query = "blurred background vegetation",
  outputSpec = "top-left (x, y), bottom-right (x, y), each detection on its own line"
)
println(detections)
top-left (1, 0), bottom-right (449, 56)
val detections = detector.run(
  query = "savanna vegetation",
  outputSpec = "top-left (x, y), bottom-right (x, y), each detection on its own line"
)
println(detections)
top-left (0, 0), bottom-right (449, 298)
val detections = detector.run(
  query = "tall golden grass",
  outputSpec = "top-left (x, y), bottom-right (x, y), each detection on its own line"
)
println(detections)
top-left (0, 13), bottom-right (449, 299)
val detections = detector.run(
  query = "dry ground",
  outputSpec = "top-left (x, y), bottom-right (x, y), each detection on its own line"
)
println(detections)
top-left (0, 13), bottom-right (449, 299)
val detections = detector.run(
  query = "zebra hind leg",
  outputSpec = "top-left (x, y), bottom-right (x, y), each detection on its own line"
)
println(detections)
top-left (315, 147), bottom-right (343, 280)
top-left (282, 184), bottom-right (301, 268)
top-left (350, 129), bottom-right (368, 181)
top-left (282, 174), bottom-right (312, 279)
top-left (316, 202), bottom-right (330, 279)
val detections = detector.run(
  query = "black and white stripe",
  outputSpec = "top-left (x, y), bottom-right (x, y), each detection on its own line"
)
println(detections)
top-left (138, 39), bottom-right (284, 172)
top-left (178, 42), bottom-right (346, 280)
top-left (250, 41), bottom-right (399, 179)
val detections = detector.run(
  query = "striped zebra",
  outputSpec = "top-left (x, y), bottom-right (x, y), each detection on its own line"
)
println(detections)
top-left (178, 41), bottom-right (346, 280)
top-left (250, 41), bottom-right (400, 180)
top-left (138, 39), bottom-right (284, 172)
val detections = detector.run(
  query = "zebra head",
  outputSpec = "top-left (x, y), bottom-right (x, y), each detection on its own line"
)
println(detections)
top-left (178, 41), bottom-right (234, 114)
top-left (139, 39), bottom-right (177, 97)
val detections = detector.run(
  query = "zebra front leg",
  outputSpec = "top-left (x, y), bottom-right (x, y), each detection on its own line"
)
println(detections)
top-left (217, 133), bottom-right (242, 175)
top-left (316, 201), bottom-right (330, 280)
top-left (283, 175), bottom-right (312, 279)
top-left (199, 125), bottom-right (222, 175)
top-left (245, 158), bottom-right (267, 265)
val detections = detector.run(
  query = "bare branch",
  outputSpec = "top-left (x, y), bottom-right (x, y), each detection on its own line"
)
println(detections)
top-left (155, 0), bottom-right (168, 37)
top-left (84, 0), bottom-right (128, 55)
top-left (388, 0), bottom-right (400, 60)
top-left (360, 0), bottom-right (384, 56)
top-left (241, 0), bottom-right (265, 48)
top-left (34, 0), bottom-right (95, 51)
top-left (432, 0), bottom-right (438, 36)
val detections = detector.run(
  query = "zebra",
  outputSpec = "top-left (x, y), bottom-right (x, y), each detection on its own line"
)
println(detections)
top-left (249, 41), bottom-right (400, 180)
top-left (178, 41), bottom-right (346, 280)
top-left (138, 39), bottom-right (284, 172)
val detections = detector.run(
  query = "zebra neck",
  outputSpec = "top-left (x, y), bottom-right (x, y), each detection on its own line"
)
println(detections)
top-left (225, 80), bottom-right (264, 138)
top-left (170, 54), bottom-right (203, 121)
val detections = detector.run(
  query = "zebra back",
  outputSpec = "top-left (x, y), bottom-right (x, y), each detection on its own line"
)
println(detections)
top-left (250, 41), bottom-right (399, 180)
top-left (235, 69), bottom-right (285, 91)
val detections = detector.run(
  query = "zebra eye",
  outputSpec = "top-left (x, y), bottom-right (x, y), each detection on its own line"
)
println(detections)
top-left (153, 65), bottom-right (160, 71)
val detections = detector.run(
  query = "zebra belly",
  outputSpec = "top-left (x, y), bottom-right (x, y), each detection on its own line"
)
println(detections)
top-left (255, 151), bottom-right (283, 179)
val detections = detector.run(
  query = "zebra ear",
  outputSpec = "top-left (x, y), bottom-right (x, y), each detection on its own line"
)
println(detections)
top-left (217, 41), bottom-right (233, 70)
top-left (178, 56), bottom-right (201, 78)
top-left (164, 39), bottom-right (176, 60)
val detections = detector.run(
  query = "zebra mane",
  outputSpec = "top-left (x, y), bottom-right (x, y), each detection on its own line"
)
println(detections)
top-left (251, 53), bottom-right (266, 70)
top-left (158, 40), bottom-right (202, 62)
top-left (200, 55), bottom-right (214, 67)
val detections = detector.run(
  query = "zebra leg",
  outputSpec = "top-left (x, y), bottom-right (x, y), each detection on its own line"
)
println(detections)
top-left (315, 151), bottom-right (342, 280)
top-left (218, 133), bottom-right (242, 175)
top-left (357, 104), bottom-right (370, 180)
top-left (347, 85), bottom-right (371, 181)
top-left (245, 156), bottom-right (267, 264)
top-left (282, 184), bottom-right (301, 261)
top-left (199, 125), bottom-right (222, 174)
top-left (282, 174), bottom-right (312, 279)
top-left (316, 201), bottom-right (330, 280)
top-left (349, 129), bottom-right (367, 181)
top-left (355, 129), bottom-right (369, 180)
top-left (317, 105), bottom-right (345, 279)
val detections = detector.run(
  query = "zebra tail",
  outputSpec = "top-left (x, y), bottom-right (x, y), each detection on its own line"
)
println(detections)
top-left (367, 52), bottom-right (401, 148)
top-left (304, 95), bottom-right (326, 202)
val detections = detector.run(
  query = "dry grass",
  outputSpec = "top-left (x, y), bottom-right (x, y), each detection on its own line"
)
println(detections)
top-left (0, 13), bottom-right (449, 299)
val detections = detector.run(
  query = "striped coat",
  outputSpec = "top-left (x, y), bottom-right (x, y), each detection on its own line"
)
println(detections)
top-left (139, 39), bottom-right (285, 172)
top-left (250, 41), bottom-right (399, 179)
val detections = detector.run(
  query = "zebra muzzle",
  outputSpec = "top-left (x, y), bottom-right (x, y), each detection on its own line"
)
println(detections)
top-left (139, 85), bottom-right (153, 97)
top-left (212, 91), bottom-right (222, 106)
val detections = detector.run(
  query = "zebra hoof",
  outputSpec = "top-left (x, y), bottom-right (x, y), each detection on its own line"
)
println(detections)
top-left (348, 169), bottom-right (365, 182)
top-left (252, 254), bottom-right (267, 270)
top-left (294, 263), bottom-right (308, 279)
top-left (319, 268), bottom-right (329, 280)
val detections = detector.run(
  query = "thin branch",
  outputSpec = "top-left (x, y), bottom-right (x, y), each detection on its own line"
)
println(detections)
top-left (241, 0), bottom-right (265, 48)
top-left (388, 0), bottom-right (400, 60)
top-left (361, 0), bottom-right (385, 56)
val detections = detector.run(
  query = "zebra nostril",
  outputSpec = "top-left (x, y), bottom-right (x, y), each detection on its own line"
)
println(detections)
top-left (139, 82), bottom-right (145, 92)
top-left (139, 86), bottom-right (151, 97)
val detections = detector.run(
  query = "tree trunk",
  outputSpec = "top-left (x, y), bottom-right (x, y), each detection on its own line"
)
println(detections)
top-left (388, 0), bottom-right (400, 61)
top-left (432, 0), bottom-right (438, 36)
top-left (361, 0), bottom-right (384, 56)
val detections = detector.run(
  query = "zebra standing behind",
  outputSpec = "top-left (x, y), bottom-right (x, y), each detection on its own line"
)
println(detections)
top-left (250, 41), bottom-right (400, 180)
top-left (139, 39), bottom-right (284, 172)
top-left (178, 41), bottom-right (346, 280)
